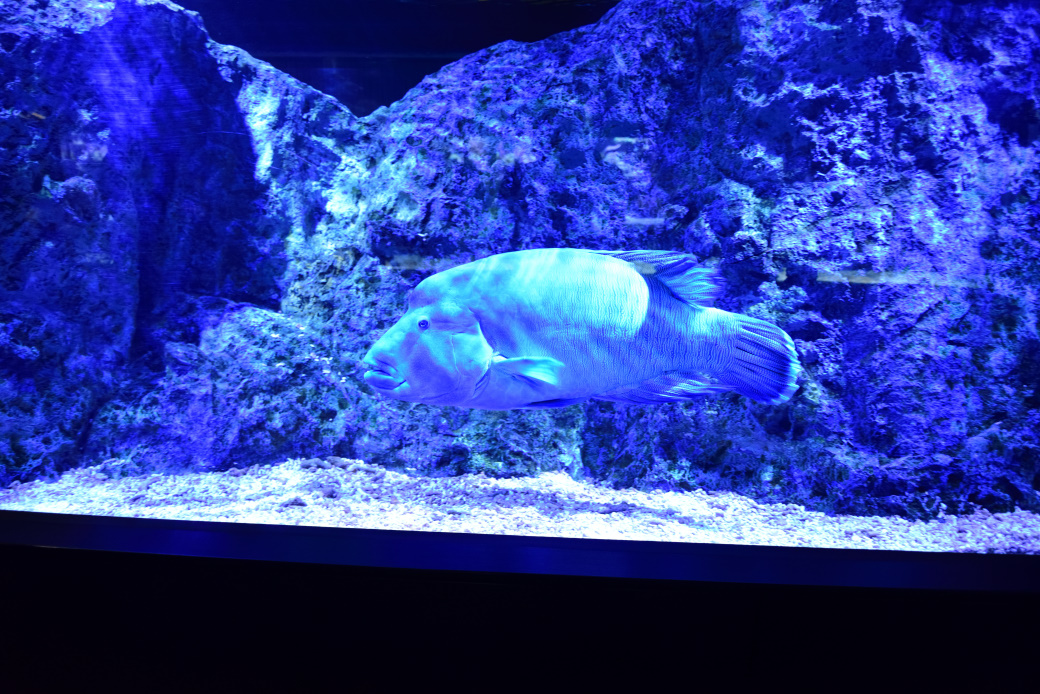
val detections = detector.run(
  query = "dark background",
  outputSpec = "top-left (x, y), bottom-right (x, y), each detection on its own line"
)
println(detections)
top-left (175, 0), bottom-right (622, 115)
top-left (1, 542), bottom-right (1037, 690)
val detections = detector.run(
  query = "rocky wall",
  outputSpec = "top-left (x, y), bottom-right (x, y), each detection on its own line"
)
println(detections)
top-left (2, 0), bottom-right (1038, 518)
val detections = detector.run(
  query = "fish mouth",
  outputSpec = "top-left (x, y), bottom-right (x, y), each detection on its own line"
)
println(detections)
top-left (362, 368), bottom-right (405, 391)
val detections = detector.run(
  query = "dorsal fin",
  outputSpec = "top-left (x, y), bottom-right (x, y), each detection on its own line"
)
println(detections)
top-left (590, 249), bottom-right (720, 308)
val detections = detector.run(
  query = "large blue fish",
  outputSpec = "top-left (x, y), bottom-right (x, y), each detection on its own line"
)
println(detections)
top-left (362, 249), bottom-right (800, 409)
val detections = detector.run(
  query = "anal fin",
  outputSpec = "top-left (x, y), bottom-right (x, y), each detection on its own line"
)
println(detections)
top-left (593, 371), bottom-right (731, 405)
top-left (522, 397), bottom-right (588, 409)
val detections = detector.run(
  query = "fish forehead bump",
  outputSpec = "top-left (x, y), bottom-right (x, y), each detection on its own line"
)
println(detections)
top-left (410, 281), bottom-right (473, 319)
top-left (412, 248), bottom-right (636, 306)
top-left (412, 261), bottom-right (480, 295)
top-left (410, 259), bottom-right (502, 310)
top-left (480, 248), bottom-right (632, 284)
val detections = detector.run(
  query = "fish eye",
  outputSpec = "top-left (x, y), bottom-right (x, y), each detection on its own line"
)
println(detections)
top-left (418, 319), bottom-right (430, 330)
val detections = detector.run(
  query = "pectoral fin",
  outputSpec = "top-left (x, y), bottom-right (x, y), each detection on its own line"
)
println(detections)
top-left (491, 355), bottom-right (565, 387)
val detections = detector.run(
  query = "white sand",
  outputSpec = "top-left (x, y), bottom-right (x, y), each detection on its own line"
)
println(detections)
top-left (2, 456), bottom-right (1038, 553)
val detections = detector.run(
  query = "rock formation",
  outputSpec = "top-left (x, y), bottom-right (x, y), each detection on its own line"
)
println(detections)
top-left (2, 0), bottom-right (1038, 518)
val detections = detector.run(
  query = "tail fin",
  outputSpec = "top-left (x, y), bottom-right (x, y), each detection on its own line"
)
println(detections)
top-left (719, 315), bottom-right (801, 405)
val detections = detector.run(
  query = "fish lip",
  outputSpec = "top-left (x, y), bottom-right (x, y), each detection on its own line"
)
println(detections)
top-left (360, 355), bottom-right (404, 391)
top-left (362, 369), bottom-right (405, 391)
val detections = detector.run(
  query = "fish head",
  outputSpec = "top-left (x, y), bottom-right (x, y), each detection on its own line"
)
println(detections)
top-left (361, 284), bottom-right (494, 406)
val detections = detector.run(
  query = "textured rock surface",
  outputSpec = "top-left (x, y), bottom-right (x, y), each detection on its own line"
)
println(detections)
top-left (2, 0), bottom-right (1039, 520)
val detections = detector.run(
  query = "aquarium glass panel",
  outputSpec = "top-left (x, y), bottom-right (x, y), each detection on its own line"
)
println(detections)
top-left (2, 0), bottom-right (1039, 556)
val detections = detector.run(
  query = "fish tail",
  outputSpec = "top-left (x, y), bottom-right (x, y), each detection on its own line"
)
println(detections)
top-left (718, 314), bottom-right (801, 405)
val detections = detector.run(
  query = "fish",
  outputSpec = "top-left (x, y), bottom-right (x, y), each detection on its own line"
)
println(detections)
top-left (361, 248), bottom-right (801, 410)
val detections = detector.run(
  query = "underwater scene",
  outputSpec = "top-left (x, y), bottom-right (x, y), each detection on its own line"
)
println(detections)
top-left (2, 0), bottom-right (1040, 554)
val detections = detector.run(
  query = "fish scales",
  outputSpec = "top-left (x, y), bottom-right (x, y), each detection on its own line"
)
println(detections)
top-left (362, 248), bottom-right (801, 409)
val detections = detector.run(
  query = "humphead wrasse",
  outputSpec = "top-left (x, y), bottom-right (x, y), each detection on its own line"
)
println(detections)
top-left (361, 249), bottom-right (801, 409)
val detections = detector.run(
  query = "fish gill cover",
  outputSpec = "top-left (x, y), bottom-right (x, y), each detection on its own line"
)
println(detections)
top-left (0, 0), bottom-right (1038, 519)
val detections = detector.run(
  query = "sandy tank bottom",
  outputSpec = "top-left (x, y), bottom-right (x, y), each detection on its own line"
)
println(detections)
top-left (1, 456), bottom-right (1038, 554)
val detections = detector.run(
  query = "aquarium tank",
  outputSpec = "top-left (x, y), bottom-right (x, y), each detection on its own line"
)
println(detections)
top-left (1, 0), bottom-right (1039, 585)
